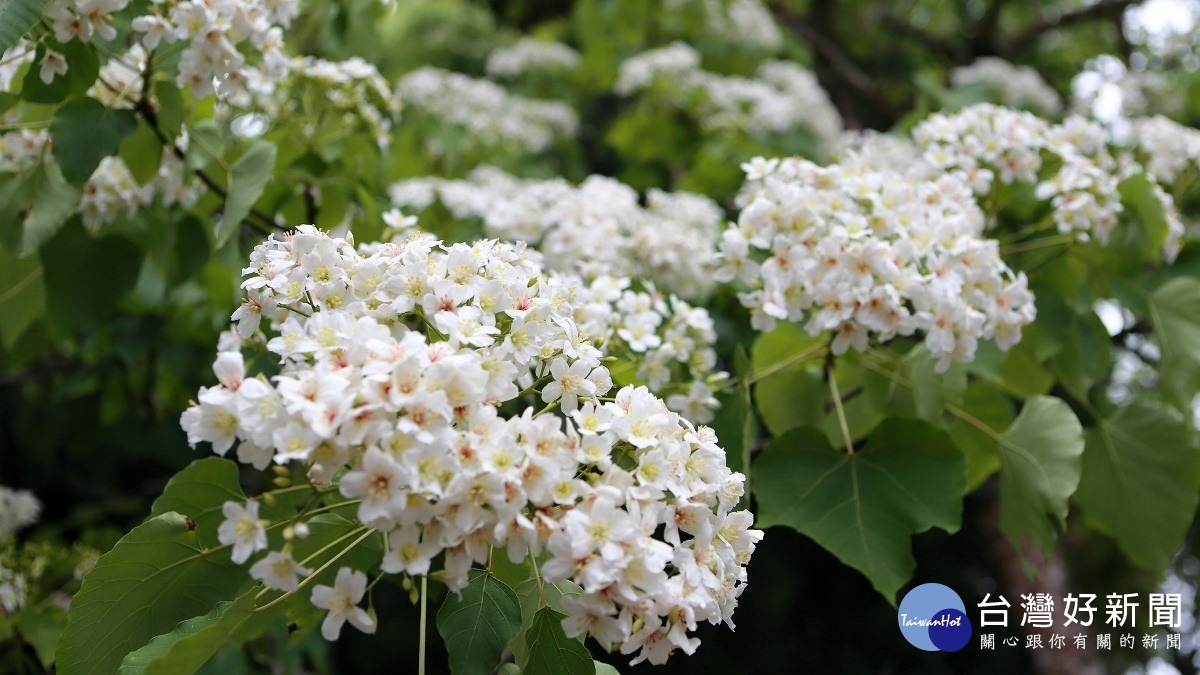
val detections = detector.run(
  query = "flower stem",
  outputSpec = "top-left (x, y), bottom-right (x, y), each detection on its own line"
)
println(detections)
top-left (419, 576), bottom-right (428, 675)
top-left (827, 362), bottom-right (855, 455)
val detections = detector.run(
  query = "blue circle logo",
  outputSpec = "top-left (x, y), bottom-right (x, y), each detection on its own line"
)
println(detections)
top-left (898, 583), bottom-right (972, 652)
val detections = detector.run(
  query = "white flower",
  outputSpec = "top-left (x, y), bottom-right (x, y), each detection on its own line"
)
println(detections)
top-left (249, 551), bottom-right (312, 591)
top-left (311, 567), bottom-right (375, 640)
top-left (380, 526), bottom-right (438, 576)
top-left (541, 358), bottom-right (597, 413)
top-left (39, 49), bottom-right (68, 85)
top-left (217, 500), bottom-right (267, 564)
top-left (0, 487), bottom-right (41, 538)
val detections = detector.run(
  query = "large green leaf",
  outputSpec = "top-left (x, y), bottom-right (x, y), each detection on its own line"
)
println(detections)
top-left (1116, 172), bottom-right (1169, 261)
top-left (117, 590), bottom-right (268, 675)
top-left (218, 141), bottom-right (277, 246)
top-left (948, 382), bottom-right (1015, 492)
top-left (523, 607), bottom-right (594, 675)
top-left (437, 569), bottom-right (523, 675)
top-left (39, 219), bottom-right (142, 333)
top-left (1075, 399), bottom-right (1200, 571)
top-left (0, 160), bottom-right (81, 256)
top-left (997, 396), bottom-right (1084, 559)
top-left (149, 457), bottom-right (245, 549)
top-left (863, 346), bottom-right (966, 423)
top-left (118, 120), bottom-right (165, 185)
top-left (753, 418), bottom-right (964, 602)
top-left (0, 0), bottom-right (47, 54)
top-left (55, 512), bottom-right (247, 675)
top-left (749, 323), bottom-right (825, 435)
top-left (50, 97), bottom-right (138, 186)
top-left (0, 246), bottom-right (44, 350)
top-left (1149, 277), bottom-right (1200, 408)
top-left (510, 577), bottom-right (582, 669)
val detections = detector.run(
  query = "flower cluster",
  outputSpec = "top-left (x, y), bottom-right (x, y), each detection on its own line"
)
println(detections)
top-left (721, 155), bottom-right (1037, 370)
top-left (698, 0), bottom-right (783, 51)
top-left (235, 56), bottom-right (399, 149)
top-left (389, 166), bottom-right (725, 299)
top-left (615, 42), bottom-right (841, 143)
top-left (556, 274), bottom-right (725, 422)
top-left (396, 67), bottom-right (578, 156)
top-left (913, 103), bottom-right (1184, 260)
top-left (88, 45), bottom-right (148, 108)
top-left (0, 128), bottom-right (198, 231)
top-left (36, 0), bottom-right (295, 99)
top-left (1128, 115), bottom-right (1200, 185)
top-left (182, 224), bottom-right (761, 665)
top-left (485, 38), bottom-right (581, 79)
top-left (950, 57), bottom-right (1063, 116)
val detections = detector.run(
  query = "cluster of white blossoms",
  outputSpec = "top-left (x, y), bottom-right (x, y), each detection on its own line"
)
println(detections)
top-left (87, 45), bottom-right (148, 108)
top-left (949, 57), bottom-right (1063, 117)
top-left (698, 0), bottom-right (783, 51)
top-left (0, 485), bottom-right (39, 610)
top-left (389, 166), bottom-right (725, 300)
top-left (34, 0), bottom-right (295, 99)
top-left (1128, 115), bottom-right (1200, 185)
top-left (722, 155), bottom-right (1037, 370)
top-left (0, 487), bottom-right (40, 540)
top-left (913, 103), bottom-right (1185, 260)
top-left (485, 38), bottom-right (581, 79)
top-left (181, 224), bottom-right (761, 665)
top-left (615, 42), bottom-right (841, 143)
top-left (232, 56), bottom-right (399, 149)
top-left (396, 67), bottom-right (578, 156)
top-left (0, 128), bottom-right (198, 230)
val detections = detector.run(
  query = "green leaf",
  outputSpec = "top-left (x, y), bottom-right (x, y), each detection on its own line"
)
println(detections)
top-left (749, 323), bottom-right (825, 435)
top-left (0, 0), bottom-right (47, 54)
top-left (1116, 172), bottom-right (1168, 260)
top-left (593, 663), bottom-right (619, 675)
top-left (1148, 277), bottom-right (1200, 408)
top-left (119, 120), bottom-right (165, 185)
top-left (753, 418), bottom-right (964, 602)
top-left (21, 41), bottom-right (99, 104)
top-left (50, 97), bottom-right (138, 186)
top-left (118, 590), bottom-right (271, 675)
top-left (54, 512), bottom-right (247, 675)
top-left (0, 160), bottom-right (82, 257)
top-left (490, 551), bottom-right (533, 590)
top-left (149, 457), bottom-right (246, 549)
top-left (997, 396), bottom-right (1084, 560)
top-left (0, 246), bottom-right (44, 350)
top-left (18, 161), bottom-right (80, 256)
top-left (16, 605), bottom-right (67, 668)
top-left (40, 219), bottom-right (142, 333)
top-left (948, 382), bottom-right (1015, 491)
top-left (437, 569), bottom-right (523, 675)
top-left (219, 141), bottom-right (277, 246)
top-left (154, 81), bottom-right (184, 140)
top-left (511, 577), bottom-right (582, 669)
top-left (523, 607), bottom-right (594, 675)
top-left (863, 346), bottom-right (966, 423)
top-left (1076, 399), bottom-right (1200, 571)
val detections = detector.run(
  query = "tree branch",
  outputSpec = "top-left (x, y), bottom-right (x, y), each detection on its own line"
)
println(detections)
top-left (1002, 0), bottom-right (1142, 57)
top-left (877, 11), bottom-right (968, 63)
top-left (132, 82), bottom-right (286, 236)
top-left (772, 1), bottom-right (899, 128)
